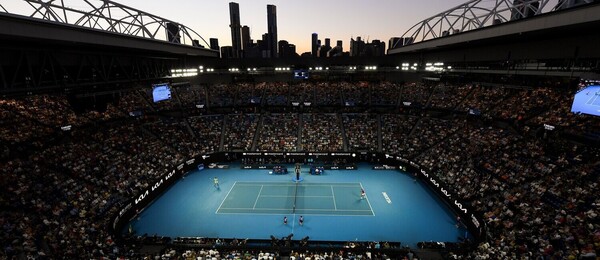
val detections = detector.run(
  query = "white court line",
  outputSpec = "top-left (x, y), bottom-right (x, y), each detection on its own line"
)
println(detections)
top-left (215, 181), bottom-right (238, 214)
top-left (331, 185), bottom-right (338, 210)
top-left (215, 211), bottom-right (377, 217)
top-left (235, 183), bottom-right (362, 187)
top-left (592, 94), bottom-right (600, 106)
top-left (252, 185), bottom-right (264, 209)
top-left (585, 92), bottom-right (600, 106)
top-left (218, 207), bottom-right (373, 211)
top-left (218, 182), bottom-right (375, 216)
top-left (236, 181), bottom-right (362, 185)
top-left (291, 214), bottom-right (296, 234)
top-left (259, 195), bottom-right (334, 198)
top-left (359, 182), bottom-right (376, 216)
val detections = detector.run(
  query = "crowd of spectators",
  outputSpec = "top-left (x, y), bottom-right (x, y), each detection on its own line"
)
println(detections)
top-left (428, 84), bottom-right (474, 110)
top-left (288, 82), bottom-right (315, 104)
top-left (372, 82), bottom-right (401, 106)
top-left (0, 99), bottom-right (54, 147)
top-left (457, 85), bottom-right (511, 115)
top-left (236, 83), bottom-right (262, 106)
top-left (257, 113), bottom-right (299, 151)
top-left (0, 81), bottom-right (599, 259)
top-left (223, 114), bottom-right (259, 151)
top-left (175, 84), bottom-right (208, 111)
top-left (145, 119), bottom-right (202, 158)
top-left (261, 82), bottom-right (290, 106)
top-left (416, 123), bottom-right (512, 200)
top-left (380, 115), bottom-right (419, 155)
top-left (398, 117), bottom-right (463, 158)
top-left (187, 115), bottom-right (224, 155)
top-left (209, 84), bottom-right (238, 107)
top-left (341, 82), bottom-right (370, 107)
top-left (466, 157), bottom-right (599, 259)
top-left (342, 113), bottom-right (379, 151)
top-left (117, 88), bottom-right (154, 114)
top-left (315, 82), bottom-right (342, 106)
top-left (301, 113), bottom-right (344, 151)
top-left (401, 83), bottom-right (435, 107)
top-left (490, 87), bottom-right (563, 123)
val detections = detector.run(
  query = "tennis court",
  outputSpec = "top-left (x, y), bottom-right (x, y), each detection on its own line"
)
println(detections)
top-left (129, 163), bottom-right (467, 246)
top-left (216, 182), bottom-right (374, 215)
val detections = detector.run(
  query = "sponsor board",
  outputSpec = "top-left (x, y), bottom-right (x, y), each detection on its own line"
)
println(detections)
top-left (372, 165), bottom-right (398, 170)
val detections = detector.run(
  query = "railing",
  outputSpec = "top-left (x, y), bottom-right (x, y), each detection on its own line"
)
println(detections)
top-left (0, 0), bottom-right (210, 48)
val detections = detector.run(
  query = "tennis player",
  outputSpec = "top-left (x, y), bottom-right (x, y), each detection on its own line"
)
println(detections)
top-left (360, 188), bottom-right (366, 200)
top-left (213, 177), bottom-right (219, 188)
top-left (299, 216), bottom-right (304, 226)
top-left (283, 216), bottom-right (288, 225)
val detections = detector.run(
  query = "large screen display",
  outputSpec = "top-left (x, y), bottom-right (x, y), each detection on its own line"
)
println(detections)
top-left (152, 83), bottom-right (172, 103)
top-left (571, 84), bottom-right (600, 117)
top-left (294, 70), bottom-right (309, 79)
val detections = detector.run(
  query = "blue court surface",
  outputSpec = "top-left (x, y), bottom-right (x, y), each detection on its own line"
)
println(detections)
top-left (571, 85), bottom-right (600, 116)
top-left (127, 163), bottom-right (467, 247)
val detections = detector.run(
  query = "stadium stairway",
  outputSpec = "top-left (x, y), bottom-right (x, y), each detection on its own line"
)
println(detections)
top-left (453, 85), bottom-right (477, 111)
top-left (423, 84), bottom-right (437, 108)
top-left (183, 119), bottom-right (196, 138)
top-left (251, 114), bottom-right (264, 151)
top-left (338, 113), bottom-right (349, 151)
top-left (297, 113), bottom-right (303, 151)
top-left (377, 114), bottom-right (382, 152)
top-left (411, 121), bottom-right (465, 160)
top-left (219, 115), bottom-right (228, 151)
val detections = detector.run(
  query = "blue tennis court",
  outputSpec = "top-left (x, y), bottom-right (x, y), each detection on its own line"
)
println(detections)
top-left (128, 163), bottom-right (467, 247)
top-left (216, 182), bottom-right (374, 215)
top-left (572, 85), bottom-right (600, 116)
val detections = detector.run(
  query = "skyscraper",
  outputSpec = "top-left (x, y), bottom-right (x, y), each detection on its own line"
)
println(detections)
top-left (209, 38), bottom-right (220, 57)
top-left (318, 38), bottom-right (332, 58)
top-left (278, 40), bottom-right (297, 58)
top-left (242, 25), bottom-right (251, 54)
top-left (311, 33), bottom-right (318, 57)
top-left (267, 5), bottom-right (278, 58)
top-left (229, 2), bottom-right (242, 58)
top-left (209, 38), bottom-right (220, 51)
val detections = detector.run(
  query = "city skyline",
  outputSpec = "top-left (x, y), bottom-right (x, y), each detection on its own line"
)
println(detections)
top-left (1, 0), bottom-right (564, 54)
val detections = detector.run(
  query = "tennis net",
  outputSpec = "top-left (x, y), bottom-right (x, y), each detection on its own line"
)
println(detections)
top-left (292, 181), bottom-right (299, 213)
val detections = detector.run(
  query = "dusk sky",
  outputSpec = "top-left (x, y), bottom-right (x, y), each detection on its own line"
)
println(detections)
top-left (128, 0), bottom-right (468, 53)
top-left (3, 0), bottom-right (561, 53)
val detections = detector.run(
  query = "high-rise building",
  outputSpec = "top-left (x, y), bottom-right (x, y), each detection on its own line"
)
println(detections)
top-left (327, 40), bottom-right (343, 57)
top-left (209, 38), bottom-right (220, 57)
top-left (311, 33), bottom-right (319, 57)
top-left (242, 25), bottom-right (251, 54)
top-left (350, 37), bottom-right (364, 57)
top-left (221, 46), bottom-right (234, 59)
top-left (209, 38), bottom-right (220, 51)
top-left (278, 40), bottom-right (297, 58)
top-left (261, 33), bottom-right (271, 58)
top-left (229, 2), bottom-right (242, 58)
top-left (267, 5), bottom-right (278, 58)
top-left (370, 40), bottom-right (386, 56)
top-left (324, 38), bottom-right (331, 48)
